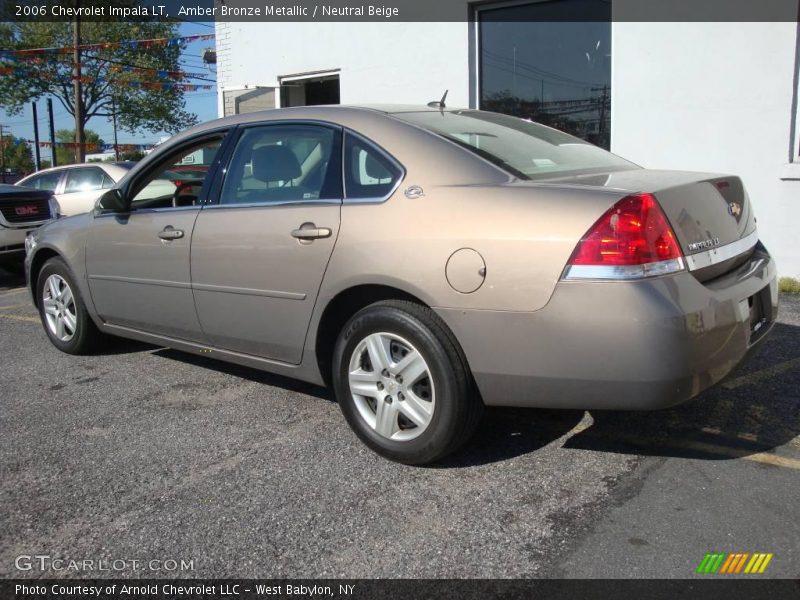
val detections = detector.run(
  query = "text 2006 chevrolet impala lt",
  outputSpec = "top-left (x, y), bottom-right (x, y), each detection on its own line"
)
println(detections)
top-left (25, 106), bottom-right (777, 464)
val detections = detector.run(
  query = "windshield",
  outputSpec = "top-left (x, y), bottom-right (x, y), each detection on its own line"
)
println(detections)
top-left (394, 110), bottom-right (636, 180)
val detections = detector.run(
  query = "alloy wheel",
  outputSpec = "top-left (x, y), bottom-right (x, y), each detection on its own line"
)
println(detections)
top-left (42, 274), bottom-right (77, 342)
top-left (347, 332), bottom-right (436, 441)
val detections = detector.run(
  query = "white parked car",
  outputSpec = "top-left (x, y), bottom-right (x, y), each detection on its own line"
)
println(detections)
top-left (16, 162), bottom-right (180, 216)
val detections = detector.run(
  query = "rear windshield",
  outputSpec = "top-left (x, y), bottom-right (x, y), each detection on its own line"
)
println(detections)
top-left (394, 110), bottom-right (635, 180)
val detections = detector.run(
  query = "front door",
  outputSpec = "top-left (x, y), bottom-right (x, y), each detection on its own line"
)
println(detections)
top-left (85, 135), bottom-right (225, 341)
top-left (190, 123), bottom-right (343, 364)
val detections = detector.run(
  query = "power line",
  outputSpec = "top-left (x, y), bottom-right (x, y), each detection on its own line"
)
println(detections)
top-left (66, 52), bottom-right (217, 82)
top-left (482, 49), bottom-right (605, 87)
top-left (482, 58), bottom-right (596, 91)
top-left (1, 34), bottom-right (215, 57)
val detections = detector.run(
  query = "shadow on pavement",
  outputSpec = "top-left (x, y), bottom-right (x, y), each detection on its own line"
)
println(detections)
top-left (0, 267), bottom-right (26, 291)
top-left (153, 347), bottom-right (333, 402)
top-left (88, 320), bottom-right (799, 467)
top-left (436, 407), bottom-right (585, 468)
top-left (565, 322), bottom-right (800, 462)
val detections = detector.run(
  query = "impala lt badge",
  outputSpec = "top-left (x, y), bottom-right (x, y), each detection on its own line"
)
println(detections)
top-left (728, 202), bottom-right (742, 217)
top-left (687, 237), bottom-right (721, 252)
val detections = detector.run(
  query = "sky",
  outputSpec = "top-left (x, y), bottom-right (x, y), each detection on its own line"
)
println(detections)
top-left (0, 22), bottom-right (219, 162)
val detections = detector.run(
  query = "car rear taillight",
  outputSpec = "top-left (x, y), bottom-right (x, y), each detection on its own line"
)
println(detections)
top-left (563, 193), bottom-right (685, 280)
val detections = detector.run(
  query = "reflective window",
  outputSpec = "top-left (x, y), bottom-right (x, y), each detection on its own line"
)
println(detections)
top-left (344, 134), bottom-right (402, 199)
top-left (23, 171), bottom-right (61, 191)
top-left (64, 167), bottom-right (106, 193)
top-left (221, 125), bottom-right (340, 205)
top-left (479, 1), bottom-right (611, 149)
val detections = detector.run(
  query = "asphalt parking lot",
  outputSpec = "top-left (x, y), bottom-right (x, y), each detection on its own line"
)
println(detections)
top-left (0, 266), bottom-right (798, 579)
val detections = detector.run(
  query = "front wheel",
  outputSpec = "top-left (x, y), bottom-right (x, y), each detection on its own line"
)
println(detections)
top-left (332, 300), bottom-right (482, 464)
top-left (36, 257), bottom-right (103, 354)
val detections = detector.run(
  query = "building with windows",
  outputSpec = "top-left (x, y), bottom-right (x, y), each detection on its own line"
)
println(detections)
top-left (215, 2), bottom-right (800, 275)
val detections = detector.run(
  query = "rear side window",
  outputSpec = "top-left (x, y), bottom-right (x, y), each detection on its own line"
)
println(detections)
top-left (220, 124), bottom-right (341, 205)
top-left (23, 171), bottom-right (61, 191)
top-left (64, 167), bottom-right (106, 193)
top-left (344, 134), bottom-right (402, 200)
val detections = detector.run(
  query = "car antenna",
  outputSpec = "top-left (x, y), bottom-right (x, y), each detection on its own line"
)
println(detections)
top-left (427, 90), bottom-right (448, 109)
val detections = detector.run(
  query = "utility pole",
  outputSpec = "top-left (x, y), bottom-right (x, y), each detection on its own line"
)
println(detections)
top-left (31, 102), bottom-right (42, 171)
top-left (73, 14), bottom-right (85, 163)
top-left (47, 98), bottom-right (57, 167)
top-left (598, 84), bottom-right (609, 147)
top-left (0, 124), bottom-right (6, 184)
top-left (112, 95), bottom-right (119, 161)
top-left (591, 84), bottom-right (610, 149)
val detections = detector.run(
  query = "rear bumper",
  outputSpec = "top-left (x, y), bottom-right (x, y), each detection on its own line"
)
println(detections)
top-left (436, 244), bottom-right (778, 410)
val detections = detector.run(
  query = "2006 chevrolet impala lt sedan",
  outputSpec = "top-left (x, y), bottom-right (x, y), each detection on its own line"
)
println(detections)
top-left (24, 105), bottom-right (778, 464)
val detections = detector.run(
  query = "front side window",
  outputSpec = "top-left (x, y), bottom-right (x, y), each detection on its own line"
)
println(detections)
top-left (129, 137), bottom-right (222, 210)
top-left (343, 134), bottom-right (402, 199)
top-left (220, 125), bottom-right (340, 205)
top-left (395, 110), bottom-right (634, 180)
top-left (23, 171), bottom-right (61, 191)
top-left (64, 167), bottom-right (105, 193)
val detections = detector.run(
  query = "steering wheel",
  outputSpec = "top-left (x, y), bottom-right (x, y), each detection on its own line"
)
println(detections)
top-left (172, 181), bottom-right (199, 207)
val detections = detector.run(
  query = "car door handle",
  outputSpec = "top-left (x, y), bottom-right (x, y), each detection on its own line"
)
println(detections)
top-left (158, 226), bottom-right (184, 240)
top-left (291, 223), bottom-right (332, 240)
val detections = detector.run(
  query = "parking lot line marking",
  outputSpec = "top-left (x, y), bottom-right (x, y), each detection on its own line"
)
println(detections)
top-left (0, 288), bottom-right (26, 297)
top-left (722, 357), bottom-right (800, 390)
top-left (567, 424), bottom-right (800, 469)
top-left (0, 314), bottom-right (39, 323)
top-left (0, 304), bottom-right (27, 310)
top-left (658, 438), bottom-right (800, 469)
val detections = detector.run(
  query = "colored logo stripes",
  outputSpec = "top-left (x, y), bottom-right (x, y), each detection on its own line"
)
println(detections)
top-left (696, 553), bottom-right (773, 574)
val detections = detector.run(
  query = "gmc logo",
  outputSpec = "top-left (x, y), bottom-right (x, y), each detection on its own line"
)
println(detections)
top-left (15, 205), bottom-right (39, 216)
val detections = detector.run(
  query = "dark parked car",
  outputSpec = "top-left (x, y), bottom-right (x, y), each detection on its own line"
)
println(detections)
top-left (0, 184), bottom-right (56, 273)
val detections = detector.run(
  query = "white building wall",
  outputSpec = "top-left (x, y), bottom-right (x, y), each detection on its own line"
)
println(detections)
top-left (216, 19), bottom-right (800, 277)
top-left (612, 22), bottom-right (800, 276)
top-left (215, 22), bottom-right (470, 107)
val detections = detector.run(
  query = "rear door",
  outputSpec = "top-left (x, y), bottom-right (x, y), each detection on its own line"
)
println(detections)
top-left (85, 133), bottom-right (227, 341)
top-left (190, 122), bottom-right (343, 364)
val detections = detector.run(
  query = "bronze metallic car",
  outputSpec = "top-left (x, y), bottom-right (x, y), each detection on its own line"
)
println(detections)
top-left (24, 106), bottom-right (778, 464)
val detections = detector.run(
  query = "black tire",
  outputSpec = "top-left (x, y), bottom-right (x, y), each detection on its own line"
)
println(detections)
top-left (36, 257), bottom-right (103, 355)
top-left (332, 300), bottom-right (482, 465)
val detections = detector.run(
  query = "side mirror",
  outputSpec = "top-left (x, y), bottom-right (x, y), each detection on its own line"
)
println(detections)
top-left (96, 189), bottom-right (128, 214)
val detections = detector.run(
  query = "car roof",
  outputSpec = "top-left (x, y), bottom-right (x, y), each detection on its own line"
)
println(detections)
top-left (18, 161), bottom-right (130, 181)
top-left (174, 104), bottom-right (466, 137)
